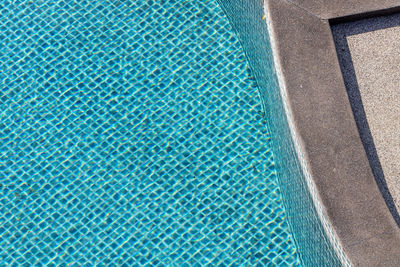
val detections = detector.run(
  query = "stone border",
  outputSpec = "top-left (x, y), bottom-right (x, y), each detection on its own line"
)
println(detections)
top-left (264, 0), bottom-right (400, 266)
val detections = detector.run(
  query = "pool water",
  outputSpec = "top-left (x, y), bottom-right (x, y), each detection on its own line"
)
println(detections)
top-left (0, 0), bottom-right (300, 265)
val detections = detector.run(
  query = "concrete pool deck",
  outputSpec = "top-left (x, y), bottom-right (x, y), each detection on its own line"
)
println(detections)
top-left (332, 14), bottom-right (400, 225)
top-left (264, 0), bottom-right (400, 266)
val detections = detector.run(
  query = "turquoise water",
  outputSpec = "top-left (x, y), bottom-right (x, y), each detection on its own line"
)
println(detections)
top-left (0, 0), bottom-right (301, 265)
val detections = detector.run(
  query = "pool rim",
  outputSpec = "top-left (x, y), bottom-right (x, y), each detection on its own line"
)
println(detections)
top-left (264, 0), bottom-right (400, 266)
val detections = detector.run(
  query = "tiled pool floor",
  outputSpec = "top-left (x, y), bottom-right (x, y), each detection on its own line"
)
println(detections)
top-left (0, 0), bottom-right (300, 265)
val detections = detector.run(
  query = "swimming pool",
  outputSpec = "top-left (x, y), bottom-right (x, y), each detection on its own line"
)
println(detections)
top-left (1, 0), bottom-right (341, 265)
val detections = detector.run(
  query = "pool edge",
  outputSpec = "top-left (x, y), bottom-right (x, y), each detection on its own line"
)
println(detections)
top-left (264, 0), bottom-right (400, 266)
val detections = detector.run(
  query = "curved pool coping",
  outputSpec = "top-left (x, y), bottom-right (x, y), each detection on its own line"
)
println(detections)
top-left (264, 0), bottom-right (400, 266)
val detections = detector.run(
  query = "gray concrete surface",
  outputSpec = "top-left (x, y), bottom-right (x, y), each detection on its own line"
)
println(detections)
top-left (332, 13), bottom-right (400, 225)
top-left (266, 0), bottom-right (400, 265)
top-left (286, 0), bottom-right (400, 20)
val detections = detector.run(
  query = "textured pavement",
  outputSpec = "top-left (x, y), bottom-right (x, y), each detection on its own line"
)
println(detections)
top-left (332, 13), bottom-right (400, 215)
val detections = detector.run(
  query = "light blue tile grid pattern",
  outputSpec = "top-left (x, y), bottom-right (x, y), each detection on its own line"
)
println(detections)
top-left (0, 0), bottom-right (301, 265)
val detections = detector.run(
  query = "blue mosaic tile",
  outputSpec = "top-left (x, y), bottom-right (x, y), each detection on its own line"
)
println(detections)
top-left (0, 0), bottom-right (300, 265)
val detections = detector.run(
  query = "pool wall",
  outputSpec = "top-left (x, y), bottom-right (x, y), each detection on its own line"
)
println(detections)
top-left (217, 0), bottom-right (343, 265)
